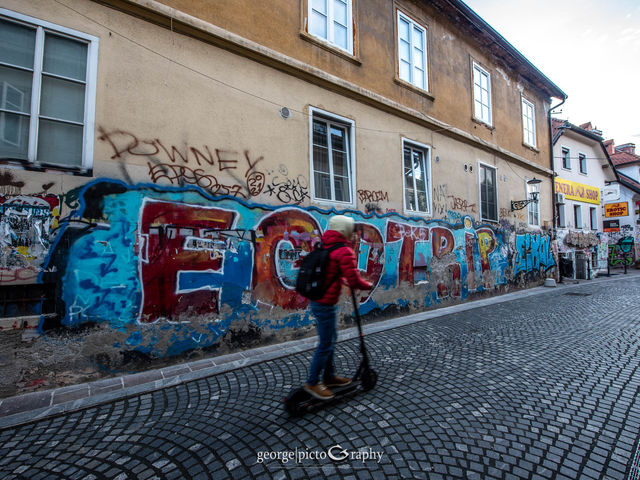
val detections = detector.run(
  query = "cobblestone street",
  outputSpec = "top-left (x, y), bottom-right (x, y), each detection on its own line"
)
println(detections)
top-left (1, 274), bottom-right (640, 479)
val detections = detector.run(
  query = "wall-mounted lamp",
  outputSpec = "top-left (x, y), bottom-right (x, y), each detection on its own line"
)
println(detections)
top-left (510, 177), bottom-right (541, 211)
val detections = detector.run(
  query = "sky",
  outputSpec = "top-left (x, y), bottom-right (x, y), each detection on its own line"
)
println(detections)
top-left (463, 0), bottom-right (640, 146)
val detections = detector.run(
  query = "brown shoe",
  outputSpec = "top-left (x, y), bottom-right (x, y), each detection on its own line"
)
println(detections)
top-left (304, 382), bottom-right (334, 400)
top-left (324, 376), bottom-right (352, 387)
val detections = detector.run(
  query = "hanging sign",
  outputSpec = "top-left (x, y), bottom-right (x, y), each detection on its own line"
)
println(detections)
top-left (604, 202), bottom-right (628, 218)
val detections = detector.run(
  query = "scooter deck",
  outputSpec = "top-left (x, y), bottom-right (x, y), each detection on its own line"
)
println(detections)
top-left (284, 380), bottom-right (368, 416)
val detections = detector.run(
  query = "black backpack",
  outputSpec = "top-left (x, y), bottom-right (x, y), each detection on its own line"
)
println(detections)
top-left (295, 243), bottom-right (345, 300)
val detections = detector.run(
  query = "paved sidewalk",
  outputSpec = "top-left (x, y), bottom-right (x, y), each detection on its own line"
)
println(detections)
top-left (0, 270), bottom-right (638, 430)
top-left (0, 270), bottom-right (639, 479)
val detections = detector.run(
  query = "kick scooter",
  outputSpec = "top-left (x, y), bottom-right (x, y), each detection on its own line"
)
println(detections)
top-left (284, 288), bottom-right (377, 416)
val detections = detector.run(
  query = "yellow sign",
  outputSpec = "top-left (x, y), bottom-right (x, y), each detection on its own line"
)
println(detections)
top-left (554, 178), bottom-right (600, 204)
top-left (605, 202), bottom-right (629, 218)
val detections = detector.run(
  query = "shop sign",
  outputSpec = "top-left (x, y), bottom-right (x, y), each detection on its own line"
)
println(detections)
top-left (554, 178), bottom-right (600, 204)
top-left (604, 202), bottom-right (628, 218)
top-left (603, 219), bottom-right (620, 232)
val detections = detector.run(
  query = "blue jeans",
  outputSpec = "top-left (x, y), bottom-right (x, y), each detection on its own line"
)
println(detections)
top-left (307, 301), bottom-right (337, 386)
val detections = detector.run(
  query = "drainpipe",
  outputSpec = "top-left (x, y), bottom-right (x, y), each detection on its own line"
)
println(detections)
top-left (548, 96), bottom-right (566, 283)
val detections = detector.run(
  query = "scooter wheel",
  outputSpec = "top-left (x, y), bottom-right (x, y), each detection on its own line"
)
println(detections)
top-left (361, 369), bottom-right (377, 391)
top-left (284, 388), bottom-right (312, 417)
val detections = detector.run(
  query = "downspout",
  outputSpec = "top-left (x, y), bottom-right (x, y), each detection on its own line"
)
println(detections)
top-left (548, 96), bottom-right (566, 283)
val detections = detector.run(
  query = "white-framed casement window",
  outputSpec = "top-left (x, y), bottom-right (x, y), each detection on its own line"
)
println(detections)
top-left (472, 62), bottom-right (492, 126)
top-left (561, 147), bottom-right (571, 170)
top-left (308, 0), bottom-right (353, 54)
top-left (590, 207), bottom-right (597, 230)
top-left (557, 203), bottom-right (566, 228)
top-left (579, 153), bottom-right (587, 175)
top-left (479, 163), bottom-right (497, 222)
top-left (0, 10), bottom-right (98, 171)
top-left (527, 179), bottom-right (540, 226)
top-left (397, 11), bottom-right (427, 91)
top-left (521, 97), bottom-right (536, 148)
top-left (574, 204), bottom-right (582, 230)
top-left (310, 107), bottom-right (355, 204)
top-left (402, 139), bottom-right (431, 214)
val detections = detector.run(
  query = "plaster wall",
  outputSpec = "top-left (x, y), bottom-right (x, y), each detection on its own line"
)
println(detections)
top-left (0, 0), bottom-right (556, 396)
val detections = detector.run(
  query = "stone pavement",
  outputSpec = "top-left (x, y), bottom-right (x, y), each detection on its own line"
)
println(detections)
top-left (1, 271), bottom-right (640, 479)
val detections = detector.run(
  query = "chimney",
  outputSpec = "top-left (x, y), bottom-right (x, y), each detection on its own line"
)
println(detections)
top-left (604, 139), bottom-right (616, 155)
top-left (616, 143), bottom-right (636, 155)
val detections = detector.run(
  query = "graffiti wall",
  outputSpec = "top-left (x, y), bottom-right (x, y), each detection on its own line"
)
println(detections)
top-left (17, 179), bottom-right (554, 358)
top-left (0, 194), bottom-right (60, 285)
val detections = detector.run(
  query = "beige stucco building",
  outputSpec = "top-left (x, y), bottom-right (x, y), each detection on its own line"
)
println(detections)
top-left (0, 0), bottom-right (565, 394)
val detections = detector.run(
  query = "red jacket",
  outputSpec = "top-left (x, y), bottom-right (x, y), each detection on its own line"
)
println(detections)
top-left (316, 230), bottom-right (373, 305)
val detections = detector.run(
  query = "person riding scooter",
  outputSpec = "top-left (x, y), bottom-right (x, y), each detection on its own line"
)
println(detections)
top-left (304, 215), bottom-right (373, 400)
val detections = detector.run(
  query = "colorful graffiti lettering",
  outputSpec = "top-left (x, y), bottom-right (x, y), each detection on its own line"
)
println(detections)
top-left (513, 233), bottom-right (555, 275)
top-left (608, 237), bottom-right (634, 267)
top-left (42, 179), bottom-right (552, 356)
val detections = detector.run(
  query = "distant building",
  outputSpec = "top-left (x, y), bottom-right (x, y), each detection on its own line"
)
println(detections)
top-left (551, 120), bottom-right (617, 279)
top-left (602, 140), bottom-right (640, 262)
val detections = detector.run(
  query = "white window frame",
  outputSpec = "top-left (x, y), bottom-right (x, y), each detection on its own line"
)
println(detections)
top-left (478, 162), bottom-right (498, 222)
top-left (308, 0), bottom-right (353, 54)
top-left (0, 9), bottom-right (98, 172)
top-left (472, 62), bottom-right (492, 126)
top-left (590, 207), bottom-right (597, 230)
top-left (526, 178), bottom-right (540, 227)
top-left (309, 106), bottom-right (356, 207)
top-left (561, 146), bottom-right (571, 170)
top-left (401, 138), bottom-right (432, 216)
top-left (578, 152), bottom-right (587, 175)
top-left (557, 203), bottom-right (566, 228)
top-left (396, 11), bottom-right (428, 91)
top-left (574, 204), bottom-right (582, 230)
top-left (521, 97), bottom-right (536, 148)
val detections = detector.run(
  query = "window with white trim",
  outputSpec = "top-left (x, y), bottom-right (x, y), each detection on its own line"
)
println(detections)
top-left (402, 140), bottom-right (431, 214)
top-left (308, 0), bottom-right (353, 53)
top-left (521, 97), bottom-right (536, 148)
top-left (579, 153), bottom-right (587, 174)
top-left (0, 10), bottom-right (98, 171)
top-left (479, 163), bottom-right (497, 221)
top-left (310, 110), bottom-right (353, 203)
top-left (590, 207), bottom-right (597, 230)
top-left (561, 147), bottom-right (570, 169)
top-left (472, 62), bottom-right (492, 125)
top-left (574, 205), bottom-right (582, 229)
top-left (397, 12), bottom-right (427, 91)
top-left (557, 203), bottom-right (566, 228)
top-left (527, 180), bottom-right (540, 226)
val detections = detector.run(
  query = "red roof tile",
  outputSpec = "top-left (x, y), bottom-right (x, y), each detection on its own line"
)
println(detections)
top-left (611, 150), bottom-right (640, 167)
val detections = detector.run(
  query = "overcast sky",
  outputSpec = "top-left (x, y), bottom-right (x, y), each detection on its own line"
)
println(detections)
top-left (463, 0), bottom-right (640, 145)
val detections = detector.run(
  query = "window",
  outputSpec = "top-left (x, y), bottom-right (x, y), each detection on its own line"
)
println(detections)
top-left (557, 203), bottom-right (566, 228)
top-left (574, 205), bottom-right (582, 229)
top-left (521, 98), bottom-right (536, 148)
top-left (479, 163), bottom-right (497, 221)
top-left (561, 147), bottom-right (571, 169)
top-left (310, 109), bottom-right (354, 204)
top-left (472, 62), bottom-right (492, 125)
top-left (579, 153), bottom-right (587, 174)
top-left (527, 180), bottom-right (540, 226)
top-left (308, 0), bottom-right (353, 53)
top-left (397, 12), bottom-right (427, 91)
top-left (402, 140), bottom-right (431, 214)
top-left (590, 207), bottom-right (597, 230)
top-left (0, 10), bottom-right (98, 171)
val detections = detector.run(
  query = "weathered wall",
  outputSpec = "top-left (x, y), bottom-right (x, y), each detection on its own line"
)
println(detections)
top-left (0, 177), bottom-right (554, 395)
top-left (0, 0), bottom-right (556, 396)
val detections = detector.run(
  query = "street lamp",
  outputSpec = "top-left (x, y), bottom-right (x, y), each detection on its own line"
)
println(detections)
top-left (511, 177), bottom-right (542, 211)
